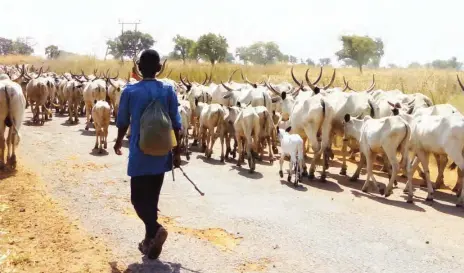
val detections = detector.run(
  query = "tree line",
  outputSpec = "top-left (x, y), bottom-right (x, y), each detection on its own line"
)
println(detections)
top-left (0, 32), bottom-right (462, 72)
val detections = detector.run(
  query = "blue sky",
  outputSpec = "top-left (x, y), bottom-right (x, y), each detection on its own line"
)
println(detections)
top-left (1, 0), bottom-right (461, 66)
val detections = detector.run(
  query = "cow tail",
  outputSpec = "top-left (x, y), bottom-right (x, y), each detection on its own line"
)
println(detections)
top-left (399, 118), bottom-right (411, 168)
top-left (4, 86), bottom-right (13, 128)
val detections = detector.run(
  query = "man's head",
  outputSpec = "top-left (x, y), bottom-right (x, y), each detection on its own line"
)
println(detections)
top-left (137, 49), bottom-right (161, 79)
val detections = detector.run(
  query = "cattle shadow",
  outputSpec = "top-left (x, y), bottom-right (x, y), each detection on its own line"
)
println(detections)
top-left (109, 259), bottom-right (202, 273)
top-left (60, 121), bottom-right (80, 127)
top-left (280, 179), bottom-right (308, 192)
top-left (350, 190), bottom-right (426, 212)
top-left (300, 176), bottom-right (344, 193)
top-left (79, 129), bottom-right (95, 136)
top-left (90, 149), bottom-right (109, 157)
top-left (0, 169), bottom-right (18, 180)
top-left (230, 165), bottom-right (264, 179)
top-left (195, 155), bottom-right (226, 166)
top-left (23, 120), bottom-right (43, 127)
top-left (421, 196), bottom-right (464, 218)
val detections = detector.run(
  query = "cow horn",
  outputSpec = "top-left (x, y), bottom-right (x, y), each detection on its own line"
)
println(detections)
top-left (207, 71), bottom-right (213, 84)
top-left (221, 81), bottom-right (234, 92)
top-left (290, 66), bottom-right (303, 86)
top-left (81, 70), bottom-right (90, 81)
top-left (166, 69), bottom-right (173, 79)
top-left (34, 66), bottom-right (43, 79)
top-left (457, 75), bottom-right (464, 92)
top-left (201, 72), bottom-right (208, 85)
top-left (156, 59), bottom-right (167, 77)
top-left (108, 78), bottom-right (117, 88)
top-left (132, 59), bottom-right (143, 78)
top-left (266, 81), bottom-right (281, 96)
top-left (365, 74), bottom-right (376, 92)
top-left (313, 67), bottom-right (323, 85)
top-left (304, 68), bottom-right (317, 91)
top-left (240, 70), bottom-right (257, 88)
top-left (228, 69), bottom-right (239, 83)
top-left (179, 73), bottom-right (191, 88)
top-left (322, 69), bottom-right (336, 90)
top-left (342, 76), bottom-right (349, 92)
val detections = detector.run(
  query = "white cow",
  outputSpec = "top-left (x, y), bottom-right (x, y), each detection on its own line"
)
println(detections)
top-left (344, 115), bottom-right (410, 197)
top-left (0, 81), bottom-right (27, 169)
top-left (92, 100), bottom-right (111, 153)
top-left (402, 114), bottom-right (464, 206)
top-left (198, 103), bottom-right (226, 161)
top-left (83, 79), bottom-right (107, 130)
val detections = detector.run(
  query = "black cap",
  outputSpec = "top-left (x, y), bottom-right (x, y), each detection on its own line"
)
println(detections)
top-left (138, 49), bottom-right (160, 66)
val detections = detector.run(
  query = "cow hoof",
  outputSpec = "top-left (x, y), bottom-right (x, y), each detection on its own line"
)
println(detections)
top-left (302, 170), bottom-right (308, 177)
top-left (426, 197), bottom-right (434, 202)
top-left (94, 145), bottom-right (98, 150)
top-left (192, 140), bottom-right (198, 146)
top-left (287, 175), bottom-right (291, 182)
top-left (349, 176), bottom-right (358, 182)
top-left (362, 188), bottom-right (368, 193)
top-left (407, 200), bottom-right (414, 204)
top-left (186, 154), bottom-right (190, 161)
top-left (308, 173), bottom-right (315, 180)
top-left (99, 149), bottom-right (103, 154)
top-left (279, 170), bottom-right (283, 178)
top-left (385, 191), bottom-right (393, 198)
top-left (379, 188), bottom-right (385, 196)
top-left (220, 156), bottom-right (224, 163)
top-left (403, 188), bottom-right (409, 194)
top-left (272, 147), bottom-right (278, 154)
top-left (393, 180), bottom-right (398, 187)
top-left (269, 159), bottom-right (274, 164)
top-left (340, 169), bottom-right (347, 176)
top-left (85, 126), bottom-right (89, 131)
top-left (319, 175), bottom-right (326, 182)
top-left (104, 143), bottom-right (107, 149)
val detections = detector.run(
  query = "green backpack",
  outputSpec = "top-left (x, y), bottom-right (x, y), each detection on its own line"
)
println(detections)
top-left (139, 83), bottom-right (173, 156)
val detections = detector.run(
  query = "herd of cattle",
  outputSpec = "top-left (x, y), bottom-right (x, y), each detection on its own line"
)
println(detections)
top-left (1, 62), bottom-right (464, 207)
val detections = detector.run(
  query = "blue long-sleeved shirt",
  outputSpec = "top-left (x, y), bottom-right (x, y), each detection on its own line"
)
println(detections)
top-left (116, 79), bottom-right (182, 177)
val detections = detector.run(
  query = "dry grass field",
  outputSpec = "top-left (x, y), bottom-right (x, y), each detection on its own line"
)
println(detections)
top-left (2, 55), bottom-right (464, 112)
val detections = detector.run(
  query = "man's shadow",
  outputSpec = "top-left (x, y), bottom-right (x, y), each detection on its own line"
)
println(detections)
top-left (109, 258), bottom-right (202, 273)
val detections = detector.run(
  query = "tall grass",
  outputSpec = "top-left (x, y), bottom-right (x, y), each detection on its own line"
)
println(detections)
top-left (2, 55), bottom-right (464, 112)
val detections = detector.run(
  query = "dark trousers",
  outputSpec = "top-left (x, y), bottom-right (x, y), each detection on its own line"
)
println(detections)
top-left (131, 174), bottom-right (165, 240)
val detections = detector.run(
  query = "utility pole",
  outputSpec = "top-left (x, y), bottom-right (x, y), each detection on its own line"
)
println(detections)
top-left (117, 19), bottom-right (141, 62)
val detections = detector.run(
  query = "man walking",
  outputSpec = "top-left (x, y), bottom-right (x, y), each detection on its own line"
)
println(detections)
top-left (114, 49), bottom-right (182, 260)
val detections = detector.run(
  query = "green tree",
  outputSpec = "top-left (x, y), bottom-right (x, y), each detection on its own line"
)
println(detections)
top-left (196, 33), bottom-right (228, 66)
top-left (189, 43), bottom-right (200, 62)
top-left (288, 55), bottom-right (298, 64)
top-left (0, 37), bottom-right (13, 55)
top-left (225, 52), bottom-right (235, 63)
top-left (172, 35), bottom-right (196, 64)
top-left (263, 42), bottom-right (282, 64)
top-left (305, 58), bottom-right (315, 66)
top-left (12, 38), bottom-right (34, 55)
top-left (107, 30), bottom-right (155, 60)
top-left (428, 57), bottom-right (462, 70)
top-left (167, 51), bottom-right (182, 60)
top-left (236, 42), bottom-right (282, 65)
top-left (408, 62), bottom-right (422, 69)
top-left (319, 58), bottom-right (331, 66)
top-left (235, 46), bottom-right (251, 64)
top-left (45, 45), bottom-right (60, 59)
top-left (335, 35), bottom-right (382, 73)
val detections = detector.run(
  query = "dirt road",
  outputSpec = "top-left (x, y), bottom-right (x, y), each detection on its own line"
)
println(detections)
top-left (8, 109), bottom-right (464, 272)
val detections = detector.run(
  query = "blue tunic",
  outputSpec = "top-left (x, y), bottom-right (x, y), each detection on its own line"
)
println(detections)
top-left (116, 80), bottom-right (182, 177)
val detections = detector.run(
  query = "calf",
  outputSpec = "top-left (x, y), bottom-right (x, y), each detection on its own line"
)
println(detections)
top-left (277, 127), bottom-right (305, 186)
top-left (91, 100), bottom-right (111, 153)
top-left (344, 115), bottom-right (410, 197)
